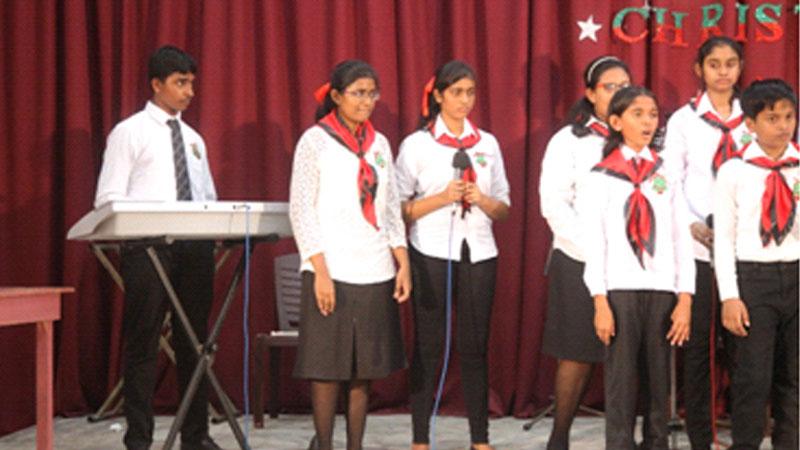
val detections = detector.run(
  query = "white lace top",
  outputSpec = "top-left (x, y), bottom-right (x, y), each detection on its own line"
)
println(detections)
top-left (289, 125), bottom-right (407, 284)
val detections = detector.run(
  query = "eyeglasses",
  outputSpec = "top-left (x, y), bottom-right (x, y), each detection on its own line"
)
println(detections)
top-left (601, 82), bottom-right (631, 93)
top-left (344, 89), bottom-right (381, 101)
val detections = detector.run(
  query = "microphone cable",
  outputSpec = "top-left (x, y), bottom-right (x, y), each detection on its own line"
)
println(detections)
top-left (429, 201), bottom-right (458, 450)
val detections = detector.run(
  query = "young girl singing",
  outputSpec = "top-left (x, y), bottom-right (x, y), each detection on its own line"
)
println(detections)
top-left (582, 86), bottom-right (695, 450)
top-left (661, 36), bottom-right (748, 449)
top-left (539, 55), bottom-right (631, 450)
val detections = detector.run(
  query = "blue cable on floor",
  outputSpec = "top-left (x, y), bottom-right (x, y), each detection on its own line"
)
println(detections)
top-left (242, 203), bottom-right (252, 450)
top-left (429, 211), bottom-right (457, 450)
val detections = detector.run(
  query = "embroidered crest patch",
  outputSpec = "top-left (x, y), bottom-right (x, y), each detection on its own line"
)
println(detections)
top-left (651, 173), bottom-right (667, 194)
top-left (740, 133), bottom-right (753, 146)
top-left (374, 151), bottom-right (386, 168)
top-left (475, 152), bottom-right (487, 167)
top-left (793, 179), bottom-right (800, 201)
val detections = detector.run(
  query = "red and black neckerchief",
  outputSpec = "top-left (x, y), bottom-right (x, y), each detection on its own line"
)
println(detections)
top-left (587, 121), bottom-right (610, 138)
top-left (317, 111), bottom-right (379, 230)
top-left (743, 142), bottom-right (799, 247)
top-left (689, 94), bottom-right (744, 175)
top-left (592, 147), bottom-right (663, 268)
top-left (428, 119), bottom-right (482, 216)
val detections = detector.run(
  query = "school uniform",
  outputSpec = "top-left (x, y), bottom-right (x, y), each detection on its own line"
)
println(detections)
top-left (662, 92), bottom-right (750, 449)
top-left (539, 118), bottom-right (609, 363)
top-left (395, 115), bottom-right (510, 444)
top-left (713, 141), bottom-right (799, 450)
top-left (288, 113), bottom-right (407, 381)
top-left (582, 145), bottom-right (695, 450)
top-left (94, 101), bottom-right (217, 450)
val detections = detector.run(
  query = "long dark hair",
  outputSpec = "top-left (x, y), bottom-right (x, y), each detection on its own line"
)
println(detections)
top-left (565, 56), bottom-right (631, 137)
top-left (315, 60), bottom-right (379, 121)
top-left (417, 60), bottom-right (476, 129)
top-left (602, 86), bottom-right (660, 157)
top-left (695, 36), bottom-right (743, 100)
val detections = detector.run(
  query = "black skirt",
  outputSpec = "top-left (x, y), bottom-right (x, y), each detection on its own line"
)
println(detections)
top-left (541, 249), bottom-right (604, 363)
top-left (293, 271), bottom-right (407, 380)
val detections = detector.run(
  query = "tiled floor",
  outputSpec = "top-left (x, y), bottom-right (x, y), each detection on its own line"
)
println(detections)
top-left (0, 414), bottom-right (767, 449)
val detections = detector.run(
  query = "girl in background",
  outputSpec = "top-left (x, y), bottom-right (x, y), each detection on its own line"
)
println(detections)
top-left (539, 55), bottom-right (631, 450)
top-left (395, 60), bottom-right (510, 450)
top-left (662, 36), bottom-right (748, 450)
top-left (289, 59), bottom-right (411, 450)
top-left (583, 86), bottom-right (694, 450)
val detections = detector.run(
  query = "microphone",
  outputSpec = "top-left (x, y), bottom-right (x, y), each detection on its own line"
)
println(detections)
top-left (452, 151), bottom-right (471, 179)
top-left (451, 151), bottom-right (471, 216)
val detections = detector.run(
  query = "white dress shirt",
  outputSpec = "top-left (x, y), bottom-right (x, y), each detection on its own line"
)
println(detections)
top-left (713, 141), bottom-right (800, 301)
top-left (662, 92), bottom-right (750, 261)
top-left (395, 115), bottom-right (511, 263)
top-left (94, 101), bottom-right (217, 208)
top-left (582, 145), bottom-right (696, 296)
top-left (539, 119), bottom-right (606, 262)
top-left (289, 125), bottom-right (407, 284)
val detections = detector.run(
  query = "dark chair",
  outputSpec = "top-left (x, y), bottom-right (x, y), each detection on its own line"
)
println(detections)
top-left (253, 252), bottom-right (301, 428)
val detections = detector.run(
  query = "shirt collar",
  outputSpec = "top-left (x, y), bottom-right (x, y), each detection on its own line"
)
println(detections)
top-left (586, 116), bottom-right (606, 128)
top-left (695, 91), bottom-right (743, 118)
top-left (433, 114), bottom-right (476, 140)
top-left (621, 144), bottom-right (654, 162)
top-left (743, 140), bottom-right (800, 161)
top-left (146, 100), bottom-right (182, 125)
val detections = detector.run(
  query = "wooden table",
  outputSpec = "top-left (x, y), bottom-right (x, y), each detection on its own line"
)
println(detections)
top-left (0, 287), bottom-right (73, 450)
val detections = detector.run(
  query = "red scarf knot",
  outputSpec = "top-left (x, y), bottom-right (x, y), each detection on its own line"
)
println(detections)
top-left (429, 119), bottom-right (482, 216)
top-left (593, 148), bottom-right (662, 268)
top-left (689, 96), bottom-right (744, 175)
top-left (318, 111), bottom-right (379, 229)
top-left (745, 150), bottom-right (799, 247)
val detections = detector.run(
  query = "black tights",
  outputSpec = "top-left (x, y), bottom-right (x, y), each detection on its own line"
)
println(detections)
top-left (546, 360), bottom-right (595, 450)
top-left (311, 380), bottom-right (370, 450)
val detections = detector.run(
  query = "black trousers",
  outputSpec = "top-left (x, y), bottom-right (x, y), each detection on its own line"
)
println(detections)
top-left (728, 261), bottom-right (798, 450)
top-left (409, 243), bottom-right (497, 444)
top-left (683, 260), bottom-right (722, 449)
top-left (120, 241), bottom-right (214, 450)
top-left (605, 290), bottom-right (675, 450)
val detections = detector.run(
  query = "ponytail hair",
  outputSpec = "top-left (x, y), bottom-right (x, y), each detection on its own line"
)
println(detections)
top-left (418, 60), bottom-right (476, 129)
top-left (602, 86), bottom-right (659, 157)
top-left (314, 59), bottom-right (379, 121)
top-left (565, 56), bottom-right (630, 137)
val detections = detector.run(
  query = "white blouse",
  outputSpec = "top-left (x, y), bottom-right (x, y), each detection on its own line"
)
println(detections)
top-left (539, 118), bottom-right (606, 262)
top-left (289, 125), bottom-right (407, 284)
top-left (713, 142), bottom-right (800, 301)
top-left (582, 145), bottom-right (696, 296)
top-left (662, 92), bottom-right (750, 262)
top-left (395, 115), bottom-right (511, 263)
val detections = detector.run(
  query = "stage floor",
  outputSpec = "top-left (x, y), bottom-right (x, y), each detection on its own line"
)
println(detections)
top-left (0, 414), bottom-right (767, 449)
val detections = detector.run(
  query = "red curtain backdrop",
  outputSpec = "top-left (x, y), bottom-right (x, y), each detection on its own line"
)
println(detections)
top-left (0, 0), bottom-right (797, 436)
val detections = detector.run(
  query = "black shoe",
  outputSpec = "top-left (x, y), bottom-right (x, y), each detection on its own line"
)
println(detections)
top-left (180, 436), bottom-right (223, 450)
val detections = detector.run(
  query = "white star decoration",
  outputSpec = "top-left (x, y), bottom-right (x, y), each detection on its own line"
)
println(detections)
top-left (577, 15), bottom-right (603, 42)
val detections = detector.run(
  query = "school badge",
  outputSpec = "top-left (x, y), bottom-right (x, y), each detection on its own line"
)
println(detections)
top-left (651, 173), bottom-right (667, 194)
top-left (740, 132), bottom-right (753, 146)
top-left (475, 152), bottom-right (487, 167)
top-left (374, 151), bottom-right (386, 168)
top-left (793, 179), bottom-right (800, 201)
top-left (191, 143), bottom-right (201, 160)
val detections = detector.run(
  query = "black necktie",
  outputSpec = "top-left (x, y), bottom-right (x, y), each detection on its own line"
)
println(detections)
top-left (167, 119), bottom-right (192, 201)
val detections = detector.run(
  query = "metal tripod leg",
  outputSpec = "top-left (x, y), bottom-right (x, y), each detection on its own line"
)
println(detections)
top-left (147, 246), bottom-right (251, 450)
top-left (88, 244), bottom-right (229, 423)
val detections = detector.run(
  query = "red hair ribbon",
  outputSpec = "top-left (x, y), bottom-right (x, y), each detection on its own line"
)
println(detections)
top-left (421, 76), bottom-right (436, 117)
top-left (314, 82), bottom-right (331, 104)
